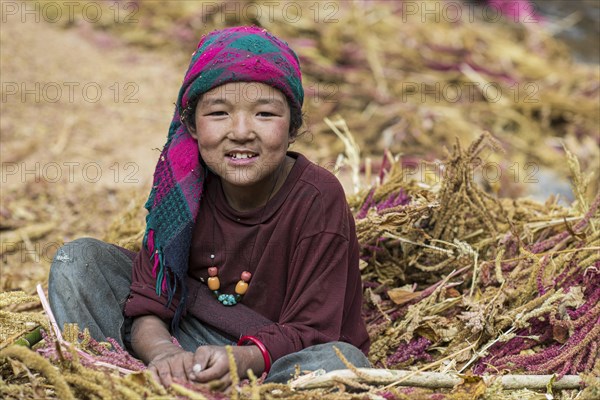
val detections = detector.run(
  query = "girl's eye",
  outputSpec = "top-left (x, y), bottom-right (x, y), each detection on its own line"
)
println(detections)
top-left (207, 111), bottom-right (227, 116)
top-left (257, 112), bottom-right (276, 117)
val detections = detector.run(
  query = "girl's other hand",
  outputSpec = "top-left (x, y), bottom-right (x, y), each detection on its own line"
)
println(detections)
top-left (188, 345), bottom-right (233, 386)
top-left (189, 344), bottom-right (265, 388)
top-left (147, 344), bottom-right (194, 387)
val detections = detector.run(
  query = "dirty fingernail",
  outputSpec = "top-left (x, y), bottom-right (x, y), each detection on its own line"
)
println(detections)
top-left (193, 364), bottom-right (202, 374)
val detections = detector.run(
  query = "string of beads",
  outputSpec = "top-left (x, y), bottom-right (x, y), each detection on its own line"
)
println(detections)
top-left (207, 266), bottom-right (251, 306)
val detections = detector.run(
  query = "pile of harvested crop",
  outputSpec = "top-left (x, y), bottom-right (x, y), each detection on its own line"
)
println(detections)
top-left (2, 133), bottom-right (599, 399)
top-left (351, 132), bottom-right (599, 387)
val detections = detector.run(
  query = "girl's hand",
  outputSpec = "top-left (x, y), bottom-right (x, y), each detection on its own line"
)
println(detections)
top-left (189, 345), bottom-right (265, 388)
top-left (188, 346), bottom-right (232, 385)
top-left (147, 344), bottom-right (195, 387)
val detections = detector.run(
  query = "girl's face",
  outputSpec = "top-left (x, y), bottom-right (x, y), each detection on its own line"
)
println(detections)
top-left (189, 82), bottom-right (292, 192)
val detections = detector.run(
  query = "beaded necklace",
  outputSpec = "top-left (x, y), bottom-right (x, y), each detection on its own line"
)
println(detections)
top-left (208, 163), bottom-right (283, 306)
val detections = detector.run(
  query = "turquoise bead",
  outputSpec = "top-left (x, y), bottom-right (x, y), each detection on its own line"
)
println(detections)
top-left (217, 293), bottom-right (237, 306)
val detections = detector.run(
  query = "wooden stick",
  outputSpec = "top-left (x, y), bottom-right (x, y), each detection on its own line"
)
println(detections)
top-left (36, 284), bottom-right (63, 342)
top-left (381, 339), bottom-right (477, 390)
top-left (290, 368), bottom-right (582, 391)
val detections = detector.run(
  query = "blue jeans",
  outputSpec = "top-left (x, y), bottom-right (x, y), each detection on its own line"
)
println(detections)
top-left (48, 237), bottom-right (370, 383)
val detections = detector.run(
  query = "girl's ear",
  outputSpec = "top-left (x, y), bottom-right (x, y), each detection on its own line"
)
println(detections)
top-left (185, 121), bottom-right (198, 139)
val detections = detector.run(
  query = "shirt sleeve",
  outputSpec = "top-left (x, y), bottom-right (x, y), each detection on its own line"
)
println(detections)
top-left (123, 245), bottom-right (182, 322)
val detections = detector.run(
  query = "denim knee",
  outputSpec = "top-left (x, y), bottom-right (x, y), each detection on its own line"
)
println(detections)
top-left (49, 237), bottom-right (106, 288)
top-left (327, 341), bottom-right (371, 368)
top-left (265, 341), bottom-right (371, 384)
top-left (48, 237), bottom-right (133, 343)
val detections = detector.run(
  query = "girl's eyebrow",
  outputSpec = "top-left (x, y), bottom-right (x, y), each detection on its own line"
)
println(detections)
top-left (200, 98), bottom-right (229, 106)
top-left (255, 98), bottom-right (285, 107)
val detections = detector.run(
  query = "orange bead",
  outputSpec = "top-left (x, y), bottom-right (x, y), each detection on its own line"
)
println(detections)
top-left (235, 280), bottom-right (249, 295)
top-left (208, 276), bottom-right (220, 291)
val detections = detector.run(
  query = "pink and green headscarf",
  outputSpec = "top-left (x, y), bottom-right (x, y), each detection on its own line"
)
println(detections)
top-left (143, 26), bottom-right (304, 326)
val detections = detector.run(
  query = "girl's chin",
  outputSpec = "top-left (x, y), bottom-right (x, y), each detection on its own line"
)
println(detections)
top-left (221, 174), bottom-right (271, 187)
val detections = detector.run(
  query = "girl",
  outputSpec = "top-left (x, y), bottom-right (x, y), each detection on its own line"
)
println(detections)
top-left (49, 26), bottom-right (370, 387)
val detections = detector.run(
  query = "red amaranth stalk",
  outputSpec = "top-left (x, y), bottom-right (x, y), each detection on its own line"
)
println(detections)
top-left (36, 330), bottom-right (146, 372)
top-left (529, 194), bottom-right (600, 254)
top-left (491, 310), bottom-right (598, 374)
top-left (363, 281), bottom-right (382, 289)
top-left (499, 232), bottom-right (520, 259)
top-left (356, 188), bottom-right (376, 219)
top-left (376, 391), bottom-right (397, 400)
top-left (386, 337), bottom-right (432, 366)
top-left (584, 341), bottom-right (598, 372)
top-left (69, 334), bottom-right (146, 371)
top-left (361, 244), bottom-right (385, 254)
top-left (536, 255), bottom-right (550, 295)
top-left (473, 319), bottom-right (552, 374)
top-left (558, 359), bottom-right (573, 378)
top-left (552, 251), bottom-right (581, 288)
top-left (501, 260), bottom-right (519, 272)
top-left (376, 189), bottom-right (410, 211)
top-left (570, 346), bottom-right (587, 374)
top-left (504, 320), bottom-right (551, 356)
top-left (569, 280), bottom-right (600, 320)
top-left (37, 329), bottom-right (62, 361)
top-left (558, 266), bottom-right (589, 293)
top-left (387, 306), bottom-right (409, 322)
top-left (379, 151), bottom-right (391, 182)
top-left (526, 316), bottom-right (600, 377)
top-left (571, 300), bottom-right (600, 330)
top-left (103, 338), bottom-right (146, 371)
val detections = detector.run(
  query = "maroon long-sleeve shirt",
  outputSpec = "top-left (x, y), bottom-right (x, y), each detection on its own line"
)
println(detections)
top-left (124, 152), bottom-right (370, 361)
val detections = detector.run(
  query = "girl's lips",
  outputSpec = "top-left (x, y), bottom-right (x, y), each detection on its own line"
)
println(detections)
top-left (226, 155), bottom-right (259, 166)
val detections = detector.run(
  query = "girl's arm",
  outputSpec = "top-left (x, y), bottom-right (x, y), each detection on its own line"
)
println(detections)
top-left (131, 315), bottom-right (178, 362)
top-left (131, 315), bottom-right (192, 386)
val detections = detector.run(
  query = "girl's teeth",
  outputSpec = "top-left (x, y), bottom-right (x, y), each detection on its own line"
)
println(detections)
top-left (232, 154), bottom-right (254, 159)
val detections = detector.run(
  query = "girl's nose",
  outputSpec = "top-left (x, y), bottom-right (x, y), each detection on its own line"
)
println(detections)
top-left (229, 113), bottom-right (255, 141)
